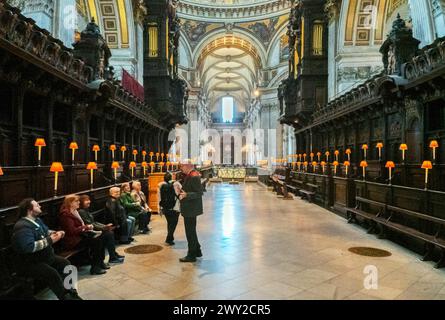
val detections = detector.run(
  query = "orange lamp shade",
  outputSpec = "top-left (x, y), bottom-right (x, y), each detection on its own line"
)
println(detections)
top-left (50, 162), bottom-right (64, 172)
top-left (156, 152), bottom-right (160, 156)
top-left (385, 161), bottom-right (395, 168)
top-left (312, 161), bottom-right (317, 166)
top-left (167, 161), bottom-right (171, 166)
top-left (120, 146), bottom-right (127, 151)
top-left (376, 142), bottom-right (383, 149)
top-left (111, 161), bottom-right (120, 169)
top-left (159, 162), bottom-right (165, 166)
top-left (0, 167), bottom-right (3, 176)
top-left (310, 152), bottom-right (314, 157)
top-left (92, 145), bottom-right (100, 151)
top-left (325, 151), bottom-right (330, 156)
top-left (344, 161), bottom-right (350, 166)
top-left (133, 150), bottom-right (138, 155)
top-left (149, 162), bottom-right (155, 167)
top-left (399, 144), bottom-right (408, 151)
top-left (360, 161), bottom-right (368, 167)
top-left (345, 149), bottom-right (351, 154)
top-left (149, 152), bottom-right (154, 156)
top-left (109, 145), bottom-right (117, 151)
top-left (142, 151), bottom-right (147, 156)
top-left (362, 144), bottom-right (368, 150)
top-left (69, 142), bottom-right (78, 150)
top-left (129, 161), bottom-right (137, 169)
top-left (303, 153), bottom-right (307, 157)
top-left (333, 161), bottom-right (339, 166)
top-left (320, 161), bottom-right (326, 166)
top-left (421, 161), bottom-right (433, 170)
top-left (34, 138), bottom-right (46, 147)
top-left (86, 162), bottom-right (98, 170)
top-left (161, 153), bottom-right (165, 157)
top-left (141, 161), bottom-right (148, 168)
top-left (317, 152), bottom-right (321, 156)
top-left (303, 161), bottom-right (308, 166)
top-left (334, 150), bottom-right (339, 155)
top-left (429, 140), bottom-right (439, 148)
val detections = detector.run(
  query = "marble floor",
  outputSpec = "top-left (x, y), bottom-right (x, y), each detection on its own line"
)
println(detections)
top-left (41, 182), bottom-right (445, 300)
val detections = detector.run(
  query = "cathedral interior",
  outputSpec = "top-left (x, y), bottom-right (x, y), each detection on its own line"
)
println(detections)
top-left (1, 0), bottom-right (445, 301)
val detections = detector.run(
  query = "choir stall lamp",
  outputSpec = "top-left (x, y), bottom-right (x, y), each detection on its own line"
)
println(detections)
top-left (167, 161), bottom-right (171, 171)
top-left (303, 153), bottom-right (307, 162)
top-left (344, 161), bottom-right (351, 177)
top-left (0, 166), bottom-right (4, 176)
top-left (142, 150), bottom-right (147, 162)
top-left (345, 148), bottom-right (351, 162)
top-left (120, 146), bottom-right (127, 161)
top-left (69, 142), bottom-right (78, 165)
top-left (110, 145), bottom-right (116, 160)
top-left (317, 152), bottom-right (321, 162)
top-left (129, 161), bottom-right (137, 179)
top-left (362, 144), bottom-right (368, 160)
top-left (303, 161), bottom-right (308, 172)
top-left (297, 161), bottom-right (302, 171)
top-left (149, 152), bottom-right (154, 162)
top-left (385, 161), bottom-right (395, 185)
top-left (156, 152), bottom-right (160, 162)
top-left (376, 142), bottom-right (383, 161)
top-left (161, 153), bottom-right (165, 162)
top-left (325, 151), bottom-right (330, 163)
top-left (399, 144), bottom-right (408, 162)
top-left (333, 161), bottom-right (339, 176)
top-left (321, 161), bottom-right (326, 174)
top-left (35, 138), bottom-right (46, 166)
top-left (92, 145), bottom-right (100, 162)
top-left (360, 161), bottom-right (368, 180)
top-left (310, 152), bottom-right (314, 162)
top-left (133, 149), bottom-right (138, 162)
top-left (86, 162), bottom-right (98, 189)
top-left (159, 162), bottom-right (165, 173)
top-left (111, 161), bottom-right (120, 183)
top-left (429, 140), bottom-right (439, 161)
top-left (312, 161), bottom-right (317, 173)
top-left (142, 161), bottom-right (148, 176)
top-left (50, 162), bottom-right (63, 196)
top-left (334, 150), bottom-right (339, 162)
top-left (150, 161), bottom-right (155, 174)
top-left (421, 161), bottom-right (433, 190)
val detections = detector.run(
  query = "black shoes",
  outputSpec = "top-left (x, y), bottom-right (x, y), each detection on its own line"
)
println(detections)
top-left (90, 266), bottom-right (107, 275)
top-left (179, 256), bottom-right (197, 263)
top-left (109, 256), bottom-right (125, 264)
top-left (100, 262), bottom-right (111, 270)
top-left (196, 250), bottom-right (203, 258)
top-left (61, 289), bottom-right (82, 300)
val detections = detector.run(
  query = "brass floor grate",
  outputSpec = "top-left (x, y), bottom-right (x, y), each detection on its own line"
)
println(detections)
top-left (348, 247), bottom-right (392, 257)
top-left (124, 244), bottom-right (164, 255)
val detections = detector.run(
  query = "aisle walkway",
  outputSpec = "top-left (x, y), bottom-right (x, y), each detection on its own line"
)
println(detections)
top-left (69, 183), bottom-right (445, 300)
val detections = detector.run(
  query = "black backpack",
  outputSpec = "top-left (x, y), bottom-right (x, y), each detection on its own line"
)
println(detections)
top-left (160, 182), bottom-right (177, 210)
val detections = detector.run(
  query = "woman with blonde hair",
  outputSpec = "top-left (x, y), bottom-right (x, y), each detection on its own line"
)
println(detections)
top-left (59, 194), bottom-right (108, 275)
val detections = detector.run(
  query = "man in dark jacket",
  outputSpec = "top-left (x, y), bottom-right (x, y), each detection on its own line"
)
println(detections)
top-left (11, 198), bottom-right (81, 300)
top-left (178, 163), bottom-right (203, 262)
top-left (105, 187), bottom-right (133, 244)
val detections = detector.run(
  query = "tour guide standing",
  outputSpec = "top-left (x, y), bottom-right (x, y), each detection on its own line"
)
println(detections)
top-left (179, 163), bottom-right (203, 262)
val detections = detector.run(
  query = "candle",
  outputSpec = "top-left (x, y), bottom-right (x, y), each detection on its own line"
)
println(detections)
top-left (399, 144), bottom-right (408, 161)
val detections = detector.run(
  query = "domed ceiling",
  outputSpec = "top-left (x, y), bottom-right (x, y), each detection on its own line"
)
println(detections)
top-left (182, 0), bottom-right (272, 5)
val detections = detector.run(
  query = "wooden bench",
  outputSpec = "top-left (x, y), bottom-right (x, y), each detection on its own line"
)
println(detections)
top-left (346, 196), bottom-right (445, 269)
top-left (383, 205), bottom-right (445, 268)
top-left (298, 183), bottom-right (318, 203)
top-left (346, 196), bottom-right (386, 233)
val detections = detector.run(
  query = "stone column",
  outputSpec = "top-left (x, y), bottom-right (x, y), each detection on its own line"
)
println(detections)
top-left (408, 0), bottom-right (436, 46)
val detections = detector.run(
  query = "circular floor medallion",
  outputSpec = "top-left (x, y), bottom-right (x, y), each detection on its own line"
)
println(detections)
top-left (348, 247), bottom-right (392, 257)
top-left (124, 244), bottom-right (163, 255)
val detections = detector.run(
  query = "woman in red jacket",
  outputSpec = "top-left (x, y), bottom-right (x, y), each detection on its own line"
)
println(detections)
top-left (59, 194), bottom-right (107, 275)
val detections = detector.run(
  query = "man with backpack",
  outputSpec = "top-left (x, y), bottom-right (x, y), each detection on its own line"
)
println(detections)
top-left (158, 172), bottom-right (182, 246)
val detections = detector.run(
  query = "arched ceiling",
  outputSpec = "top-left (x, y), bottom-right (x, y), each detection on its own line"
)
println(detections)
top-left (198, 38), bottom-right (259, 113)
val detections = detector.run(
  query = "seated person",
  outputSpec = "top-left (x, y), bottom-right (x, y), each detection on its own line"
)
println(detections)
top-left (130, 181), bottom-right (152, 234)
top-left (11, 198), bottom-right (82, 300)
top-left (59, 194), bottom-right (107, 275)
top-left (105, 187), bottom-right (134, 244)
top-left (120, 182), bottom-right (144, 234)
top-left (78, 195), bottom-right (124, 264)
